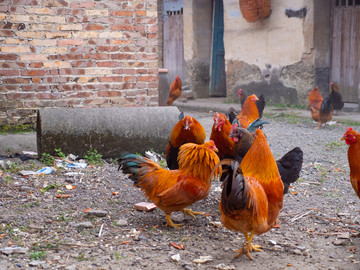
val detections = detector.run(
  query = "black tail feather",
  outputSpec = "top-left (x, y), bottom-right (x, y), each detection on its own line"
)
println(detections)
top-left (276, 147), bottom-right (304, 194)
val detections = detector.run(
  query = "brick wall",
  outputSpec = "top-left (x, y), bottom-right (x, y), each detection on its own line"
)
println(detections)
top-left (0, 0), bottom-right (159, 126)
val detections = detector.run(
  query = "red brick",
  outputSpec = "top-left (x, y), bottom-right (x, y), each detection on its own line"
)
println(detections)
top-left (4, 78), bottom-right (30, 84)
top-left (86, 53), bottom-right (111, 60)
top-left (111, 25), bottom-right (134, 31)
top-left (1, 62), bottom-right (25, 68)
top-left (98, 76), bottom-right (123, 83)
top-left (0, 54), bottom-right (18, 60)
top-left (0, 69), bottom-right (19, 76)
top-left (58, 39), bottom-right (84, 46)
top-left (111, 53), bottom-right (134, 60)
top-left (22, 69), bottom-right (47, 76)
top-left (97, 61), bottom-right (122, 68)
top-left (123, 76), bottom-right (136, 82)
top-left (113, 10), bottom-right (133, 17)
top-left (32, 77), bottom-right (41, 83)
top-left (97, 90), bottom-right (122, 97)
top-left (1, 30), bottom-right (14, 37)
top-left (138, 75), bottom-right (156, 82)
top-left (113, 68), bottom-right (136, 74)
top-left (95, 46), bottom-right (119, 52)
top-left (29, 62), bottom-right (43, 68)
top-left (85, 24), bottom-right (105, 30)
top-left (135, 10), bottom-right (146, 16)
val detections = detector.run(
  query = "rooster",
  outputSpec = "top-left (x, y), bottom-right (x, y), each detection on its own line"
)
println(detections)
top-left (341, 127), bottom-right (360, 199)
top-left (329, 82), bottom-right (344, 115)
top-left (229, 94), bottom-right (265, 128)
top-left (229, 124), bottom-right (303, 194)
top-left (166, 112), bottom-right (206, 170)
top-left (210, 112), bottom-right (234, 160)
top-left (238, 88), bottom-right (247, 107)
top-left (119, 141), bottom-right (221, 228)
top-left (214, 128), bottom-right (283, 259)
top-left (167, 75), bottom-right (182, 106)
top-left (308, 86), bottom-right (333, 129)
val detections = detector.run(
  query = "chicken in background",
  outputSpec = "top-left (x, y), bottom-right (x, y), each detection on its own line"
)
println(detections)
top-left (119, 141), bottom-right (221, 228)
top-left (210, 112), bottom-right (234, 160)
top-left (228, 94), bottom-right (265, 128)
top-left (167, 75), bottom-right (182, 106)
top-left (166, 112), bottom-right (206, 170)
top-left (341, 127), bottom-right (360, 199)
top-left (214, 128), bottom-right (283, 259)
top-left (329, 82), bottom-right (344, 115)
top-left (229, 124), bottom-right (303, 194)
top-left (238, 88), bottom-right (247, 107)
top-left (308, 86), bottom-right (333, 129)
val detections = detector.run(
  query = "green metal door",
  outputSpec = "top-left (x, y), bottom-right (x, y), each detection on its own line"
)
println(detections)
top-left (210, 0), bottom-right (226, 96)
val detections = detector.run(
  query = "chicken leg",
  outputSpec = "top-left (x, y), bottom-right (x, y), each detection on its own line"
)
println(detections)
top-left (165, 214), bottom-right (182, 229)
top-left (181, 208), bottom-right (204, 218)
top-left (234, 231), bottom-right (262, 260)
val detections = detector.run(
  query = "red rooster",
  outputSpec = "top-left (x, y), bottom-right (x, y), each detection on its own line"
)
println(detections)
top-left (166, 112), bottom-right (206, 170)
top-left (120, 141), bottom-right (221, 228)
top-left (167, 75), bottom-right (182, 106)
top-left (210, 112), bottom-right (234, 160)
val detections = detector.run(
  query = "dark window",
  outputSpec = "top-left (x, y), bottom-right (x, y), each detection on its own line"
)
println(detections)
top-left (349, 0), bottom-right (353, 5)
top-left (335, 0), bottom-right (339, 6)
top-left (356, 0), bottom-right (360, 5)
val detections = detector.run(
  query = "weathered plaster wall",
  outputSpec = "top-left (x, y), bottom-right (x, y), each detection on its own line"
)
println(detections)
top-left (183, 0), bottom-right (212, 98)
top-left (224, 0), bottom-right (316, 105)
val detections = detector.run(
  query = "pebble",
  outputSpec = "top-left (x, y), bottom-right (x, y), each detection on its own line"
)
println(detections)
top-left (215, 263), bottom-right (236, 270)
top-left (171, 253), bottom-right (181, 262)
top-left (115, 219), bottom-right (128, 226)
top-left (70, 221), bottom-right (93, 228)
top-left (86, 209), bottom-right (108, 217)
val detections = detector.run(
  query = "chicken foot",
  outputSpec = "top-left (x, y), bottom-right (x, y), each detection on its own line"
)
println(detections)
top-left (165, 214), bottom-right (182, 229)
top-left (181, 208), bottom-right (204, 218)
top-left (234, 232), bottom-right (262, 260)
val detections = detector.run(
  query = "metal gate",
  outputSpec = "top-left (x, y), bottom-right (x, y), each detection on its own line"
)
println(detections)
top-left (331, 0), bottom-right (360, 103)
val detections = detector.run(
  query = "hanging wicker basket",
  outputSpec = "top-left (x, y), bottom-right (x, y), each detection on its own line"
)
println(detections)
top-left (239, 0), bottom-right (271, 23)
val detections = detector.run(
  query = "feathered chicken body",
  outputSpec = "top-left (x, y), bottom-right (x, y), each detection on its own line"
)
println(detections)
top-left (236, 94), bottom-right (265, 128)
top-left (120, 141), bottom-right (221, 228)
top-left (166, 112), bottom-right (206, 170)
top-left (210, 112), bottom-right (234, 160)
top-left (229, 125), bottom-right (303, 194)
top-left (329, 82), bottom-right (344, 113)
top-left (308, 86), bottom-right (333, 129)
top-left (341, 127), bottom-right (360, 199)
top-left (217, 129), bottom-right (283, 259)
top-left (167, 75), bottom-right (182, 106)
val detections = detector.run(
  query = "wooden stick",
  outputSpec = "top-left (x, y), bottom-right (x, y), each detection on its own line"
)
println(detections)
top-left (289, 210), bottom-right (312, 224)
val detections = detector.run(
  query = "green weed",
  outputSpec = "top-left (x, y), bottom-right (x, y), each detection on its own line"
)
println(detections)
top-left (40, 153), bottom-right (55, 166)
top-left (0, 124), bottom-right (34, 135)
top-left (40, 183), bottom-right (61, 194)
top-left (84, 149), bottom-right (103, 166)
top-left (29, 251), bottom-right (46, 260)
top-left (55, 148), bottom-right (66, 159)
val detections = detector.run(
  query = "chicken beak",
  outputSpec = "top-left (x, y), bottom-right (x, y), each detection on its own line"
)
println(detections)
top-left (213, 147), bottom-right (218, 153)
top-left (340, 137), bottom-right (345, 141)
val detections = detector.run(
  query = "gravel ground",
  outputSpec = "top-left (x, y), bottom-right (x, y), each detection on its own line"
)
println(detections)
top-left (0, 109), bottom-right (360, 270)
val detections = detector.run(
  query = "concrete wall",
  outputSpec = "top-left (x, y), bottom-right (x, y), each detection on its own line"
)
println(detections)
top-left (0, 0), bottom-right (159, 126)
top-left (224, 0), bottom-right (317, 105)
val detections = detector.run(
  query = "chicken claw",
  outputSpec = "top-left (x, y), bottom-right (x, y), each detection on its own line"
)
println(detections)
top-left (165, 214), bottom-right (182, 229)
top-left (181, 208), bottom-right (204, 218)
top-left (234, 232), bottom-right (262, 260)
top-left (234, 242), bottom-right (262, 260)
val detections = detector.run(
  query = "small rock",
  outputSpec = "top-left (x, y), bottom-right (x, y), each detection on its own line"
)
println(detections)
top-left (182, 262), bottom-right (193, 270)
top-left (337, 232), bottom-right (350, 239)
top-left (86, 210), bottom-right (108, 217)
top-left (333, 239), bottom-right (347, 246)
top-left (193, 255), bottom-right (213, 264)
top-left (293, 249), bottom-right (302, 255)
top-left (134, 202), bottom-right (157, 211)
top-left (70, 222), bottom-right (93, 229)
top-left (296, 245), bottom-right (306, 251)
top-left (215, 263), bottom-right (236, 270)
top-left (171, 253), bottom-right (181, 262)
top-left (210, 221), bottom-right (222, 228)
top-left (0, 247), bottom-right (28, 255)
top-left (267, 240), bottom-right (277, 246)
top-left (115, 219), bottom-right (128, 226)
top-left (171, 213), bottom-right (185, 223)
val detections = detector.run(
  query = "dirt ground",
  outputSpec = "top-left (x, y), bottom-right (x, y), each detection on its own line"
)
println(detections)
top-left (1, 110), bottom-right (360, 270)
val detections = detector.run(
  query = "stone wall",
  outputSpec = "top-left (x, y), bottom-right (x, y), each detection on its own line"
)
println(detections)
top-left (0, 0), bottom-right (159, 126)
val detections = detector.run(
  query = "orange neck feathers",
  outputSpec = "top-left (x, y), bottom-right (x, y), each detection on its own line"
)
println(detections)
top-left (240, 129), bottom-right (281, 185)
top-left (178, 142), bottom-right (221, 183)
